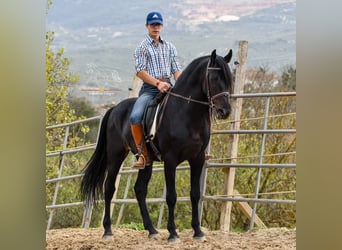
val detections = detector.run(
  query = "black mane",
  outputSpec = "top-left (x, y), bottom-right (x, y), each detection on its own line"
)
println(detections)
top-left (174, 53), bottom-right (232, 94)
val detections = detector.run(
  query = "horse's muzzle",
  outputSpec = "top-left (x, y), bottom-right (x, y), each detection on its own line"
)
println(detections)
top-left (215, 108), bottom-right (230, 119)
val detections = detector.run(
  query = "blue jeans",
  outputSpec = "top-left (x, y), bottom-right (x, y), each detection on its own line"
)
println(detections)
top-left (130, 83), bottom-right (159, 125)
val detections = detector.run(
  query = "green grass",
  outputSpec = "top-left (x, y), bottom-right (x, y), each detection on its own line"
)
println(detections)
top-left (119, 222), bottom-right (144, 231)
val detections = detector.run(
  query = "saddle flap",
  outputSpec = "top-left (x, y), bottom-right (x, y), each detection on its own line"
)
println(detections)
top-left (142, 92), bottom-right (166, 142)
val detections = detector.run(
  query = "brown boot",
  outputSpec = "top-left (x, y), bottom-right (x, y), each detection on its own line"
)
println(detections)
top-left (130, 124), bottom-right (151, 169)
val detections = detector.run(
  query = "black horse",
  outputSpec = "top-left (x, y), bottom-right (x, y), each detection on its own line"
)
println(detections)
top-left (80, 49), bottom-right (233, 243)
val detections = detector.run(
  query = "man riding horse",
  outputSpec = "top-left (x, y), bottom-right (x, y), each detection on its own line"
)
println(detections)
top-left (130, 11), bottom-right (182, 169)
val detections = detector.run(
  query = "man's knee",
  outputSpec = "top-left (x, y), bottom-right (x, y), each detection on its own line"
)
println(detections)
top-left (130, 113), bottom-right (142, 124)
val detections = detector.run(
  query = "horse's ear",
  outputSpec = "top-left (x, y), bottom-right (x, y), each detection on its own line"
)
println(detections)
top-left (224, 49), bottom-right (233, 63)
top-left (210, 49), bottom-right (217, 65)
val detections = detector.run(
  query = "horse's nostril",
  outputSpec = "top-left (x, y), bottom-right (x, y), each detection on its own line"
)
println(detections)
top-left (216, 108), bottom-right (230, 119)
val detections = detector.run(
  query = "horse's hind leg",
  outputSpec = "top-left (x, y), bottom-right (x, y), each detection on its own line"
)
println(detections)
top-left (134, 166), bottom-right (159, 238)
top-left (189, 155), bottom-right (205, 241)
top-left (163, 159), bottom-right (180, 243)
top-left (102, 151), bottom-right (128, 239)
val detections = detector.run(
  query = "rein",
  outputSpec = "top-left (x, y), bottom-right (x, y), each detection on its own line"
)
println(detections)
top-left (166, 91), bottom-right (210, 106)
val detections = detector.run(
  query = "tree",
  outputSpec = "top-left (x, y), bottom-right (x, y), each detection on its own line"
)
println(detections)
top-left (46, 31), bottom-right (94, 229)
top-left (46, 31), bottom-right (80, 127)
top-left (280, 66), bottom-right (296, 91)
top-left (68, 96), bottom-right (99, 142)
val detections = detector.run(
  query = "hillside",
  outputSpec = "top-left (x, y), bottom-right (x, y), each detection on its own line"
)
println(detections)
top-left (46, 0), bottom-right (296, 106)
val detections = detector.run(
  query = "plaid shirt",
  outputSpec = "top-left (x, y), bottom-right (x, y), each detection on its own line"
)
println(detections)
top-left (134, 34), bottom-right (182, 79)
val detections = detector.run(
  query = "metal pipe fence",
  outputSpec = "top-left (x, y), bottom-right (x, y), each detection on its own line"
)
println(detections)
top-left (46, 116), bottom-right (103, 230)
top-left (45, 91), bottom-right (296, 231)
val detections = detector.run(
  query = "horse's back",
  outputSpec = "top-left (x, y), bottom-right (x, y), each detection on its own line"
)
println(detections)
top-left (107, 97), bottom-right (136, 122)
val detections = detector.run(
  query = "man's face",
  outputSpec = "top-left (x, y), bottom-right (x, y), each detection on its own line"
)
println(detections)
top-left (146, 23), bottom-right (163, 39)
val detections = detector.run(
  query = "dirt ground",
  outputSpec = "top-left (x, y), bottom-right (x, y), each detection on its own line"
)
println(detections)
top-left (46, 227), bottom-right (295, 250)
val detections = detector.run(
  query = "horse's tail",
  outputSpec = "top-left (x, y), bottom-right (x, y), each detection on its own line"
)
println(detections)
top-left (80, 107), bottom-right (113, 207)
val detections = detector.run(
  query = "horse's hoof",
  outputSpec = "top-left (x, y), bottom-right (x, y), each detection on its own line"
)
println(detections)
top-left (194, 235), bottom-right (206, 242)
top-left (168, 236), bottom-right (181, 244)
top-left (148, 232), bottom-right (159, 240)
top-left (102, 234), bottom-right (113, 241)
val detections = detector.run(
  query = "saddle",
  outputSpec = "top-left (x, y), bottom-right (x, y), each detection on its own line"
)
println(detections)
top-left (142, 92), bottom-right (167, 161)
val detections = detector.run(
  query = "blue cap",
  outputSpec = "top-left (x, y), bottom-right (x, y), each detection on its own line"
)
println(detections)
top-left (146, 12), bottom-right (163, 25)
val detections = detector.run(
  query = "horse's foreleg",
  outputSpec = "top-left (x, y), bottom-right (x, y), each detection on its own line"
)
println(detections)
top-left (134, 166), bottom-right (159, 238)
top-left (164, 162), bottom-right (179, 243)
top-left (189, 156), bottom-right (205, 241)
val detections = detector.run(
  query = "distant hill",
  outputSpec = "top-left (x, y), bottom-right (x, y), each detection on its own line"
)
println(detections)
top-left (47, 0), bottom-right (296, 106)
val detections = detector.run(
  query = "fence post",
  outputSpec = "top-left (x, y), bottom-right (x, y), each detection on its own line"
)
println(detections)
top-left (219, 40), bottom-right (248, 231)
top-left (47, 126), bottom-right (70, 230)
top-left (249, 96), bottom-right (270, 230)
top-left (81, 203), bottom-right (93, 228)
top-left (129, 75), bottom-right (143, 97)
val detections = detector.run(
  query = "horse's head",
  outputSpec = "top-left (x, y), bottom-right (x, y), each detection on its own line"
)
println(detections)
top-left (205, 49), bottom-right (233, 119)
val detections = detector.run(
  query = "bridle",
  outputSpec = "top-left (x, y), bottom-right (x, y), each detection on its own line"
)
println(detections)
top-left (166, 59), bottom-right (230, 111)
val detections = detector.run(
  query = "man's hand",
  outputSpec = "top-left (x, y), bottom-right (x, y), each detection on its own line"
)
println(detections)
top-left (156, 81), bottom-right (171, 93)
